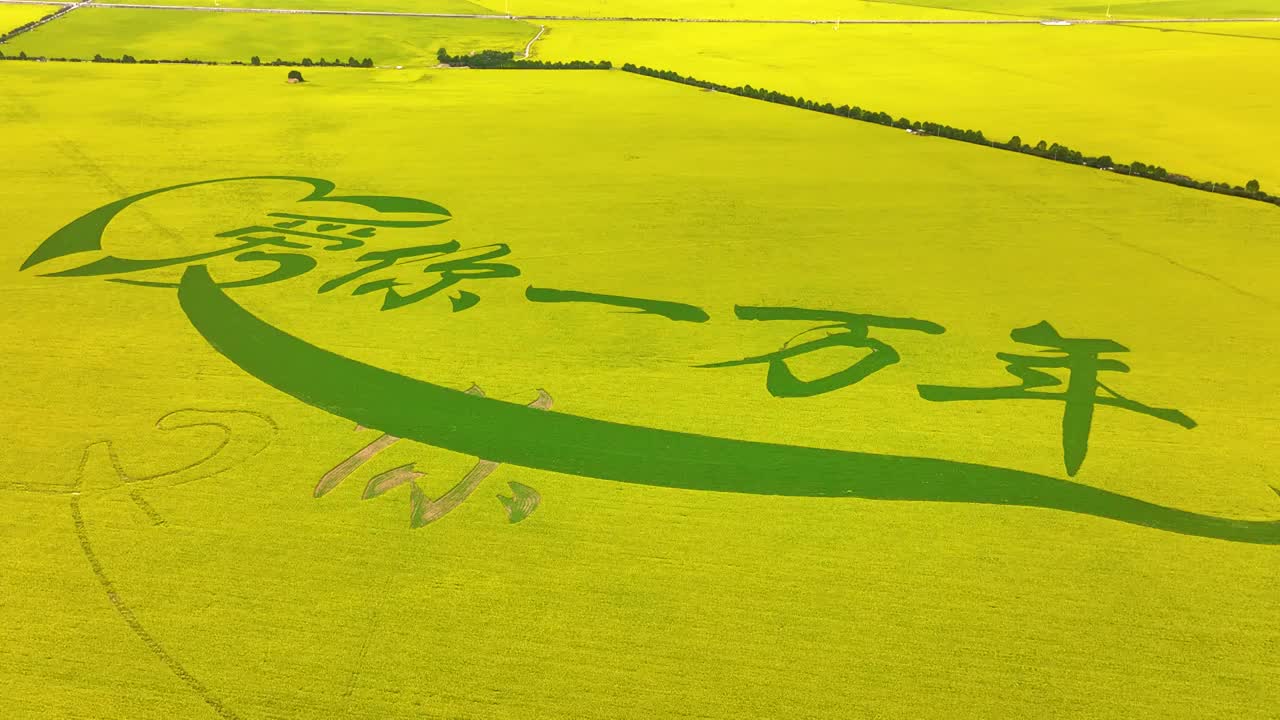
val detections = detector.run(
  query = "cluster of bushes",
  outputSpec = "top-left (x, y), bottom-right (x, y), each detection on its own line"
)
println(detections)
top-left (622, 63), bottom-right (1278, 209)
top-left (437, 48), bottom-right (610, 70)
top-left (0, 5), bottom-right (74, 44)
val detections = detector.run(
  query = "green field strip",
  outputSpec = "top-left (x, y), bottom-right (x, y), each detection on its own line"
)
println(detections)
top-left (2, 5), bottom-right (539, 64)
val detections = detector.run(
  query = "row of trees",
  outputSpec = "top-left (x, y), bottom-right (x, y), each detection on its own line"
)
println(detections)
top-left (93, 53), bottom-right (210, 65)
top-left (0, 5), bottom-right (73, 44)
top-left (0, 50), bottom-right (217, 65)
top-left (0, 51), bottom-right (377, 68)
top-left (621, 63), bottom-right (1277, 209)
top-left (437, 48), bottom-right (610, 70)
top-left (251, 55), bottom-right (373, 68)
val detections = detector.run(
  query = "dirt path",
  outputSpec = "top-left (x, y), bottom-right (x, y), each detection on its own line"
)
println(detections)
top-left (523, 23), bottom-right (543, 57)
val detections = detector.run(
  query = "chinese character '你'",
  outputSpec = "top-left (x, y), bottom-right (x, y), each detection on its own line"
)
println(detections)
top-left (318, 240), bottom-right (520, 312)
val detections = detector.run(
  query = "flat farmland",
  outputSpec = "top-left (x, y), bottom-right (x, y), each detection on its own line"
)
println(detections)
top-left (873, 0), bottom-right (1280, 18)
top-left (399, 0), bottom-right (1278, 19)
top-left (88, 0), bottom-right (1002, 19)
top-left (536, 20), bottom-right (1280, 187)
top-left (2, 6), bottom-right (538, 65)
top-left (3, 1), bottom-right (1280, 717)
top-left (2, 60), bottom-right (1279, 719)
top-left (92, 0), bottom-right (502, 13)
top-left (1130, 17), bottom-right (1280, 37)
top-left (0, 2), bottom-right (60, 32)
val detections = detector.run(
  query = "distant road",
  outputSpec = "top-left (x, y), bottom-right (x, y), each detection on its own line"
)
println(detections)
top-left (2, 0), bottom-right (1280, 24)
top-left (0, 0), bottom-right (1277, 25)
top-left (0, 0), bottom-right (89, 39)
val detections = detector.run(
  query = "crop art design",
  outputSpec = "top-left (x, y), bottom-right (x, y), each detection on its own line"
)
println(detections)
top-left (21, 176), bottom-right (1280, 544)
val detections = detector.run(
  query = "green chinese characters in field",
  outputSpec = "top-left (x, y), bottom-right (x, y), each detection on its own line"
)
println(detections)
top-left (23, 177), bottom-right (1264, 544)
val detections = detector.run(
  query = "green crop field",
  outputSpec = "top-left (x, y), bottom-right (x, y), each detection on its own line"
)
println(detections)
top-left (93, 0), bottom-right (501, 13)
top-left (537, 20), bottom-right (1280, 188)
top-left (2, 7), bottom-right (537, 65)
top-left (75, 0), bottom-right (998, 19)
top-left (2, 5), bottom-right (1278, 720)
top-left (17, 0), bottom-right (1280, 18)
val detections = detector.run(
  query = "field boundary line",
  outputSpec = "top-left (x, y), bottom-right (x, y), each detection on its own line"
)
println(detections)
top-left (1071, 213), bottom-right (1279, 308)
top-left (7, 2), bottom-right (1278, 25)
top-left (620, 63), bottom-right (1280, 211)
top-left (1110, 21), bottom-right (1280, 41)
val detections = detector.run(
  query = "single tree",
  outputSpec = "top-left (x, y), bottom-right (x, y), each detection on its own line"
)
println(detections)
top-left (1246, 179), bottom-right (1261, 194)
top-left (250, 55), bottom-right (261, 66)
top-left (287, 69), bottom-right (305, 83)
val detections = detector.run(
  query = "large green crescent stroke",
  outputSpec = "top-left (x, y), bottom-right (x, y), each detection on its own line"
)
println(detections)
top-left (178, 266), bottom-right (1280, 545)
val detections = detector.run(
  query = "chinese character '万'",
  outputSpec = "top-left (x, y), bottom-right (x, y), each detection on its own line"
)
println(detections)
top-left (700, 305), bottom-right (945, 398)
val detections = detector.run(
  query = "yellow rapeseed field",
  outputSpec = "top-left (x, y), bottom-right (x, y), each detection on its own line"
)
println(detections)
top-left (0, 3), bottom-right (54, 33)
top-left (2, 60), bottom-right (1277, 719)
top-left (536, 20), bottom-right (1280, 188)
top-left (3, 7), bottom-right (538, 66)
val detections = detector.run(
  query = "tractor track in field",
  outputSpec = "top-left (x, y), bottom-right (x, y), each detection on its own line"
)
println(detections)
top-left (53, 411), bottom-right (277, 720)
top-left (71, 492), bottom-right (243, 720)
top-left (0, 0), bottom-right (1276, 26)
